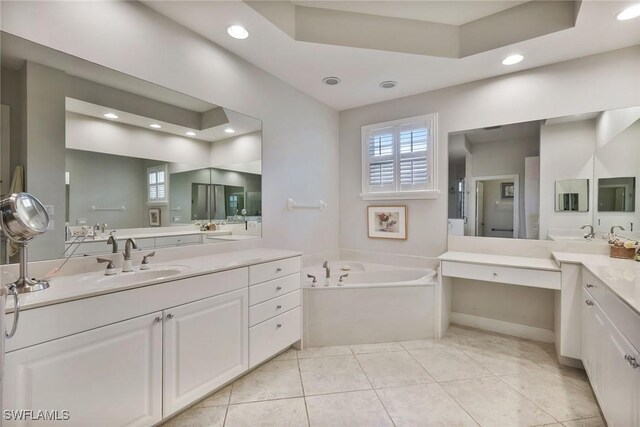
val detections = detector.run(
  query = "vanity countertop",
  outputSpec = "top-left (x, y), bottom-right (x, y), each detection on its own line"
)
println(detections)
top-left (439, 251), bottom-right (561, 271)
top-left (66, 229), bottom-right (231, 244)
top-left (553, 252), bottom-right (640, 314)
top-left (6, 248), bottom-right (301, 312)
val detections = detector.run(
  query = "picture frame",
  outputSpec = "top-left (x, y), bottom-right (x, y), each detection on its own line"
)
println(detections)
top-left (501, 182), bottom-right (515, 199)
top-left (148, 208), bottom-right (161, 227)
top-left (367, 206), bottom-right (407, 240)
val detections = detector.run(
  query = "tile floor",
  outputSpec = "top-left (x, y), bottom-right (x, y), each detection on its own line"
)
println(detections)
top-left (161, 325), bottom-right (606, 427)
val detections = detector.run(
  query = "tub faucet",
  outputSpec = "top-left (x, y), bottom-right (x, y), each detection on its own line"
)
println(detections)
top-left (581, 224), bottom-right (595, 239)
top-left (322, 261), bottom-right (330, 279)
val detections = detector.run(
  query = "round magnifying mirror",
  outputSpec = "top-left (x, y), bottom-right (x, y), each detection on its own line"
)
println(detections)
top-left (1, 192), bottom-right (49, 241)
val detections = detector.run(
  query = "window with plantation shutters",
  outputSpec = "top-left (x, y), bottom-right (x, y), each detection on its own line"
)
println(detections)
top-left (148, 164), bottom-right (169, 204)
top-left (361, 113), bottom-right (438, 200)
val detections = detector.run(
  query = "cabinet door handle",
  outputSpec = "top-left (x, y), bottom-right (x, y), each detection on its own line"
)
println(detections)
top-left (276, 305), bottom-right (282, 310)
top-left (276, 324), bottom-right (282, 329)
top-left (584, 299), bottom-right (594, 306)
top-left (276, 286), bottom-right (282, 291)
top-left (586, 283), bottom-right (594, 288)
top-left (154, 316), bottom-right (163, 323)
top-left (166, 313), bottom-right (175, 319)
top-left (276, 267), bottom-right (282, 273)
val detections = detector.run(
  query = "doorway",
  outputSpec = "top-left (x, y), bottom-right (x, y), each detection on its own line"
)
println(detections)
top-left (472, 175), bottom-right (519, 238)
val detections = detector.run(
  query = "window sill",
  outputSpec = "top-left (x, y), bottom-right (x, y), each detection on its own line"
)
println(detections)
top-left (359, 190), bottom-right (440, 201)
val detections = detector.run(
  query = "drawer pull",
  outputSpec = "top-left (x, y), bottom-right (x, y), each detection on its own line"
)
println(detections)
top-left (492, 272), bottom-right (498, 277)
top-left (276, 267), bottom-right (283, 273)
top-left (276, 286), bottom-right (282, 291)
top-left (586, 283), bottom-right (594, 288)
top-left (276, 305), bottom-right (282, 310)
top-left (625, 355), bottom-right (639, 369)
top-left (584, 299), bottom-right (594, 306)
top-left (166, 313), bottom-right (175, 319)
top-left (154, 316), bottom-right (163, 323)
top-left (276, 324), bottom-right (282, 329)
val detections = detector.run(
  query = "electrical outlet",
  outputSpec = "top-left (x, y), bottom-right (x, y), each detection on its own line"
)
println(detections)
top-left (47, 220), bottom-right (54, 231)
top-left (44, 205), bottom-right (54, 215)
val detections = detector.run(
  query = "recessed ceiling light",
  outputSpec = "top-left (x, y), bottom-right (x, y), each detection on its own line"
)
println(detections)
top-left (103, 113), bottom-right (118, 119)
top-left (227, 25), bottom-right (249, 39)
top-left (322, 77), bottom-right (341, 86)
top-left (224, 128), bottom-right (235, 134)
top-left (185, 131), bottom-right (196, 136)
top-left (617, 3), bottom-right (640, 20)
top-left (379, 81), bottom-right (397, 89)
top-left (149, 123), bottom-right (162, 129)
top-left (502, 54), bottom-right (524, 65)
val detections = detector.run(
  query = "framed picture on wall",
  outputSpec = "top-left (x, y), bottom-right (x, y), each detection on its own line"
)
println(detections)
top-left (148, 208), bottom-right (161, 227)
top-left (367, 206), bottom-right (407, 239)
top-left (501, 182), bottom-right (515, 199)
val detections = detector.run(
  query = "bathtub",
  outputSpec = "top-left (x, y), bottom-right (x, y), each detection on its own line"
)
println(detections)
top-left (302, 261), bottom-right (437, 347)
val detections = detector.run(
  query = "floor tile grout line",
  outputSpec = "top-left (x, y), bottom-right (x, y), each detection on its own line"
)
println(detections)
top-left (296, 351), bottom-right (313, 427)
top-left (436, 379), bottom-right (484, 427)
top-left (352, 349), bottom-right (398, 427)
top-left (494, 373), bottom-right (562, 424)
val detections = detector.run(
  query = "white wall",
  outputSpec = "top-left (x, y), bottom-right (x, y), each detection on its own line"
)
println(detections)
top-left (339, 46), bottom-right (640, 258)
top-left (2, 0), bottom-right (339, 255)
top-left (539, 119), bottom-right (596, 239)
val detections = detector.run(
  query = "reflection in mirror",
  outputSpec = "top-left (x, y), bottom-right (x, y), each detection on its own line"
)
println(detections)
top-left (555, 179), bottom-right (589, 212)
top-left (0, 33), bottom-right (262, 263)
top-left (597, 177), bottom-right (635, 212)
top-left (448, 105), bottom-right (640, 243)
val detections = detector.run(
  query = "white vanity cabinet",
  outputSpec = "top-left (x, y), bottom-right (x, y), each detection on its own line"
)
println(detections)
top-left (581, 271), bottom-right (640, 426)
top-left (3, 252), bottom-right (302, 426)
top-left (248, 258), bottom-right (302, 367)
top-left (162, 288), bottom-right (248, 417)
top-left (3, 312), bottom-right (163, 427)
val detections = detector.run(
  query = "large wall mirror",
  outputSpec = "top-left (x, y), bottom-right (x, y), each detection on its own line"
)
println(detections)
top-left (0, 34), bottom-right (262, 263)
top-left (448, 105), bottom-right (640, 243)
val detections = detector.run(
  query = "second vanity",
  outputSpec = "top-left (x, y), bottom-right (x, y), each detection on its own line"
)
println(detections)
top-left (3, 248), bottom-right (301, 427)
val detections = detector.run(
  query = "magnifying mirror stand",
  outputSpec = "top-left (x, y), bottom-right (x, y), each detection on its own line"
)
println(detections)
top-left (13, 242), bottom-right (49, 293)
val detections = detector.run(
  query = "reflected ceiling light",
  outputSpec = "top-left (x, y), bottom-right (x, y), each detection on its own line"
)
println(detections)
top-left (103, 113), bottom-right (118, 119)
top-left (185, 131), bottom-right (196, 136)
top-left (224, 128), bottom-right (235, 134)
top-left (617, 3), bottom-right (640, 20)
top-left (379, 81), bottom-right (397, 89)
top-left (149, 123), bottom-right (162, 129)
top-left (322, 76), bottom-right (341, 86)
top-left (502, 54), bottom-right (524, 65)
top-left (227, 25), bottom-right (249, 39)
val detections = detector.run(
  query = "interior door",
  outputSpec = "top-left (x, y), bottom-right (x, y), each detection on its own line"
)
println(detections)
top-left (163, 287), bottom-right (248, 417)
top-left (475, 181), bottom-right (484, 237)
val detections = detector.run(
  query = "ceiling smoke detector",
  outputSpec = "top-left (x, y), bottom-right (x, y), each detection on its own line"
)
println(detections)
top-left (322, 77), bottom-right (341, 86)
top-left (379, 81), bottom-right (397, 89)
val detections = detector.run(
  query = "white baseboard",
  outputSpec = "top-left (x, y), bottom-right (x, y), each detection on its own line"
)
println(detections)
top-left (450, 312), bottom-right (555, 343)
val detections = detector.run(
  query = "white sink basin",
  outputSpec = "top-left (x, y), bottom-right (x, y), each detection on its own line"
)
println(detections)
top-left (74, 265), bottom-right (191, 287)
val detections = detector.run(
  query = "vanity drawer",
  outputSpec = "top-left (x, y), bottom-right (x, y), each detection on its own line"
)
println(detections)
top-left (602, 288), bottom-right (640, 352)
top-left (249, 273), bottom-right (300, 306)
top-left (249, 290), bottom-right (301, 326)
top-left (441, 261), bottom-right (561, 290)
top-left (582, 268), bottom-right (606, 304)
top-left (155, 234), bottom-right (202, 248)
top-left (249, 307), bottom-right (301, 367)
top-left (249, 257), bottom-right (301, 285)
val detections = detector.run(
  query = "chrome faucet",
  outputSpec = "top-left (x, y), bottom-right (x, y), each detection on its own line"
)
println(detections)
top-left (123, 238), bottom-right (137, 261)
top-left (581, 224), bottom-right (595, 239)
top-left (322, 261), bottom-right (330, 279)
top-left (107, 235), bottom-right (118, 253)
top-left (610, 225), bottom-right (625, 237)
